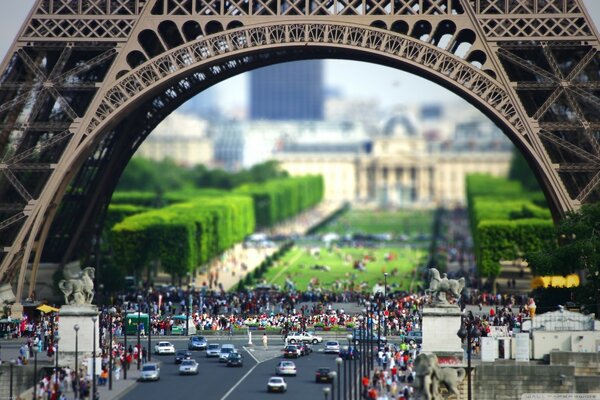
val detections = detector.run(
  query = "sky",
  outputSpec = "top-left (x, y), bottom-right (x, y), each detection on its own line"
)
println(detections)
top-left (1, 1), bottom-right (599, 111)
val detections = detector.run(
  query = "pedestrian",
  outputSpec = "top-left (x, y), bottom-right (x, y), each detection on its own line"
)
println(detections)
top-left (142, 347), bottom-right (147, 364)
top-left (262, 333), bottom-right (268, 350)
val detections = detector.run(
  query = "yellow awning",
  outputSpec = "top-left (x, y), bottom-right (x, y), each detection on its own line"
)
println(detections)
top-left (531, 274), bottom-right (580, 289)
top-left (36, 304), bottom-right (59, 313)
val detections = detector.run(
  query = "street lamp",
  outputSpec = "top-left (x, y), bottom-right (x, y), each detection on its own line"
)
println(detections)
top-left (147, 297), bottom-right (152, 362)
top-left (92, 316), bottom-right (98, 400)
top-left (73, 324), bottom-right (79, 399)
top-left (353, 339), bottom-right (360, 399)
top-left (137, 296), bottom-right (142, 370)
top-left (108, 307), bottom-right (117, 390)
top-left (346, 334), bottom-right (353, 400)
top-left (9, 358), bottom-right (15, 400)
top-left (383, 272), bottom-right (388, 337)
top-left (335, 357), bottom-right (342, 400)
top-left (457, 311), bottom-right (481, 400)
top-left (357, 314), bottom-right (364, 386)
top-left (329, 371), bottom-right (337, 400)
top-left (32, 343), bottom-right (39, 400)
top-left (54, 333), bottom-right (60, 394)
top-left (323, 386), bottom-right (330, 400)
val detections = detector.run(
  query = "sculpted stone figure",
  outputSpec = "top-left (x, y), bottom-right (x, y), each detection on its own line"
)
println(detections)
top-left (58, 267), bottom-right (95, 305)
top-left (414, 353), bottom-right (466, 400)
top-left (426, 268), bottom-right (465, 305)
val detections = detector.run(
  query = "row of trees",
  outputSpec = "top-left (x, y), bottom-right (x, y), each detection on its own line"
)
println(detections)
top-left (466, 174), bottom-right (555, 278)
top-left (108, 176), bottom-right (323, 279)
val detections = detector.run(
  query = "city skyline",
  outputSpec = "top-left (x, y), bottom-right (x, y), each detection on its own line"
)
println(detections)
top-left (1, 1), bottom-right (600, 112)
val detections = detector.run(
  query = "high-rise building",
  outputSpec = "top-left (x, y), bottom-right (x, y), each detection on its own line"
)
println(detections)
top-left (250, 61), bottom-right (324, 121)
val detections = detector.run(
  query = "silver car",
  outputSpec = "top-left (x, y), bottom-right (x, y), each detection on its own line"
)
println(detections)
top-left (219, 346), bottom-right (235, 362)
top-left (206, 343), bottom-right (221, 358)
top-left (267, 376), bottom-right (287, 393)
top-left (139, 363), bottom-right (160, 382)
top-left (179, 359), bottom-right (199, 375)
top-left (276, 360), bottom-right (297, 376)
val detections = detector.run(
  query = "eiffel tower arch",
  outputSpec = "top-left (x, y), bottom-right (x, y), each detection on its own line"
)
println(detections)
top-left (0, 0), bottom-right (599, 304)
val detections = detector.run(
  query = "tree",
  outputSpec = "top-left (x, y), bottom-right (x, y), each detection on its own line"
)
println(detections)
top-left (526, 202), bottom-right (600, 315)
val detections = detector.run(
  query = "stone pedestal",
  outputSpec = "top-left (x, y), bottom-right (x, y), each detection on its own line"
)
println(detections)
top-left (57, 305), bottom-right (100, 370)
top-left (422, 305), bottom-right (464, 363)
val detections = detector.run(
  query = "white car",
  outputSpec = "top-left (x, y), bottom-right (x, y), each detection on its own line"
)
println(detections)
top-left (154, 341), bottom-right (176, 355)
top-left (219, 344), bottom-right (236, 362)
top-left (179, 359), bottom-right (199, 375)
top-left (324, 341), bottom-right (341, 354)
top-left (139, 363), bottom-right (160, 381)
top-left (276, 360), bottom-right (297, 376)
top-left (287, 331), bottom-right (323, 344)
top-left (267, 376), bottom-right (287, 393)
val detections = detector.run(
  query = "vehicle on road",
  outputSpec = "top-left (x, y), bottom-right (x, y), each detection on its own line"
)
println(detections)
top-left (315, 367), bottom-right (333, 383)
top-left (206, 343), bottom-right (221, 358)
top-left (188, 336), bottom-right (208, 350)
top-left (405, 330), bottom-right (422, 345)
top-left (352, 329), bottom-right (387, 345)
top-left (339, 346), bottom-right (360, 360)
top-left (227, 352), bottom-right (243, 367)
top-left (179, 359), bottom-right (199, 375)
top-left (174, 350), bottom-right (192, 364)
top-left (297, 342), bottom-right (312, 356)
top-left (154, 341), bottom-right (176, 355)
top-left (276, 360), bottom-right (297, 376)
top-left (267, 377), bottom-right (287, 393)
top-left (219, 344), bottom-right (236, 362)
top-left (324, 341), bottom-right (341, 354)
top-left (282, 345), bottom-right (301, 358)
top-left (139, 363), bottom-right (160, 382)
top-left (286, 331), bottom-right (323, 345)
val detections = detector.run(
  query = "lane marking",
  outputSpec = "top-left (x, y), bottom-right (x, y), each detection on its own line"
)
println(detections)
top-left (243, 346), bottom-right (260, 364)
top-left (268, 246), bottom-right (303, 284)
top-left (220, 351), bottom-right (261, 400)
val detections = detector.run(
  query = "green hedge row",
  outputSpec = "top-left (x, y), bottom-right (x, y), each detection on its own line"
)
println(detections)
top-left (466, 174), bottom-right (554, 277)
top-left (111, 195), bottom-right (255, 278)
top-left (235, 175), bottom-right (324, 228)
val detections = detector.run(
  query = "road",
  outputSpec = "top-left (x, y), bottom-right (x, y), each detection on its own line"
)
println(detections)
top-left (122, 337), bottom-right (352, 400)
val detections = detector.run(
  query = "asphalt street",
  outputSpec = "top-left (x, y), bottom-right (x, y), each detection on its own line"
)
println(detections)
top-left (122, 337), bottom-right (353, 400)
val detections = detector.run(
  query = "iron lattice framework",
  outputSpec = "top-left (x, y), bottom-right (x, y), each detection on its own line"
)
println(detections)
top-left (0, 0), bottom-right (598, 301)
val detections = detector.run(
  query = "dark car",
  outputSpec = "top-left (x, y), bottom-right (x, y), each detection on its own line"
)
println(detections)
top-left (283, 345), bottom-right (301, 358)
top-left (315, 367), bottom-right (333, 383)
top-left (174, 350), bottom-right (192, 364)
top-left (405, 331), bottom-right (422, 345)
top-left (188, 336), bottom-right (208, 350)
top-left (339, 346), bottom-right (360, 360)
top-left (297, 342), bottom-right (312, 356)
top-left (227, 352), bottom-right (243, 367)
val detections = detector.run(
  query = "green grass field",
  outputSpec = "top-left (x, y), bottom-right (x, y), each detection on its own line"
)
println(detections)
top-left (261, 245), bottom-right (426, 292)
top-left (317, 209), bottom-right (433, 237)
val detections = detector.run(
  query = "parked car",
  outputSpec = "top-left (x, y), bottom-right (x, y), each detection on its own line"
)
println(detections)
top-left (324, 341), bottom-right (341, 354)
top-left (267, 377), bottom-right (287, 393)
top-left (286, 331), bottom-right (323, 345)
top-left (154, 341), bottom-right (176, 355)
top-left (227, 352), bottom-right (243, 367)
top-left (276, 360), bottom-right (297, 376)
top-left (405, 330), bottom-right (422, 345)
top-left (188, 336), bottom-right (208, 350)
top-left (283, 345), bottom-right (301, 358)
top-left (206, 343), bottom-right (221, 358)
top-left (179, 359), bottom-right (199, 375)
top-left (219, 344), bottom-right (236, 362)
top-left (174, 350), bottom-right (192, 364)
top-left (315, 367), bottom-right (333, 383)
top-left (139, 363), bottom-right (160, 381)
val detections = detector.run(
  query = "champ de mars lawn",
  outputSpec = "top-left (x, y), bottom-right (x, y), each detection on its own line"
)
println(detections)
top-left (318, 209), bottom-right (433, 236)
top-left (261, 245), bottom-right (426, 293)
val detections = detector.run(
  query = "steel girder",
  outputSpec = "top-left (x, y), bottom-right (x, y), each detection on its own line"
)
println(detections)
top-left (0, 0), bottom-right (598, 302)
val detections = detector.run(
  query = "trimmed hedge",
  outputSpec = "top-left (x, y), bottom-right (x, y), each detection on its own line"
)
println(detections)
top-left (466, 174), bottom-right (554, 278)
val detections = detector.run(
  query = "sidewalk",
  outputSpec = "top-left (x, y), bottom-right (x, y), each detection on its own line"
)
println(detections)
top-left (1, 338), bottom-right (143, 400)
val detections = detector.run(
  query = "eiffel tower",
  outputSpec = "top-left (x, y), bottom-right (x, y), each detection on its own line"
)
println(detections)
top-left (0, 0), bottom-right (598, 307)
